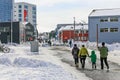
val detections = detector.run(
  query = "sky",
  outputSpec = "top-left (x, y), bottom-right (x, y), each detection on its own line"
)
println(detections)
top-left (15, 0), bottom-right (120, 33)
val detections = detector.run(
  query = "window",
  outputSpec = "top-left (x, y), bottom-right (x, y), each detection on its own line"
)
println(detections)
top-left (0, 27), bottom-right (10, 32)
top-left (32, 7), bottom-right (36, 10)
top-left (19, 10), bottom-right (22, 13)
top-left (32, 11), bottom-right (36, 14)
top-left (19, 18), bottom-right (22, 21)
top-left (110, 17), bottom-right (118, 22)
top-left (75, 30), bottom-right (79, 34)
top-left (100, 28), bottom-right (108, 32)
top-left (33, 20), bottom-right (36, 22)
top-left (19, 14), bottom-right (22, 17)
top-left (19, 5), bottom-right (22, 8)
top-left (33, 16), bottom-right (36, 18)
top-left (100, 18), bottom-right (108, 22)
top-left (24, 5), bottom-right (28, 9)
top-left (110, 28), bottom-right (118, 32)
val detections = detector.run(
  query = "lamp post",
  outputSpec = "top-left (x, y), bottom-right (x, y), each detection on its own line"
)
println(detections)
top-left (10, 0), bottom-right (14, 44)
top-left (82, 26), bottom-right (84, 42)
top-left (73, 17), bottom-right (75, 42)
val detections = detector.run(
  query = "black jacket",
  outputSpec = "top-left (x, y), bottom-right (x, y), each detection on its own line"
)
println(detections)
top-left (72, 47), bottom-right (79, 58)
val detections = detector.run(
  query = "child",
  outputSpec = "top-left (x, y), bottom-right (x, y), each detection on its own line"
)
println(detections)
top-left (89, 50), bottom-right (97, 69)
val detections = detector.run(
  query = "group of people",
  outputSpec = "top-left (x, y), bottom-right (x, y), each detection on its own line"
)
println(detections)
top-left (72, 42), bottom-right (109, 71)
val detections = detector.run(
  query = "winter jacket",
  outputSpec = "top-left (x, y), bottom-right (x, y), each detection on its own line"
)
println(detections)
top-left (98, 46), bottom-right (108, 58)
top-left (78, 47), bottom-right (89, 57)
top-left (90, 50), bottom-right (97, 63)
top-left (72, 46), bottom-right (79, 58)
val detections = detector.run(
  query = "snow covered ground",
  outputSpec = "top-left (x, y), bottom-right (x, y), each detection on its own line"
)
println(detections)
top-left (0, 43), bottom-right (91, 80)
top-left (0, 42), bottom-right (119, 80)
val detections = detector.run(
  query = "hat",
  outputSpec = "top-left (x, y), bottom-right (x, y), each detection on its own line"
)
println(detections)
top-left (102, 42), bottom-right (105, 46)
top-left (74, 44), bottom-right (77, 47)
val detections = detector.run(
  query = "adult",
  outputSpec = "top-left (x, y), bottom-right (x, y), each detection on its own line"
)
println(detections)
top-left (98, 42), bottom-right (109, 71)
top-left (48, 40), bottom-right (51, 46)
top-left (78, 45), bottom-right (89, 69)
top-left (69, 40), bottom-right (72, 47)
top-left (72, 44), bottom-right (79, 67)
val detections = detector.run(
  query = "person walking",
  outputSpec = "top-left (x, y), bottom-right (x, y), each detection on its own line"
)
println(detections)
top-left (98, 42), bottom-right (109, 71)
top-left (78, 45), bottom-right (89, 69)
top-left (72, 44), bottom-right (79, 67)
top-left (89, 50), bottom-right (97, 69)
top-left (69, 40), bottom-right (72, 48)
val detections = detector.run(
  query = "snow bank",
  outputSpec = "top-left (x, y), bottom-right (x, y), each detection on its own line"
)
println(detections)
top-left (13, 57), bottom-right (59, 68)
top-left (0, 57), bottom-right (11, 66)
top-left (0, 56), bottom-right (77, 80)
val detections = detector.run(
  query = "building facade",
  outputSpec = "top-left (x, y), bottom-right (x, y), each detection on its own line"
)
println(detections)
top-left (0, 0), bottom-right (14, 22)
top-left (89, 8), bottom-right (120, 44)
top-left (0, 22), bottom-right (35, 44)
top-left (14, 2), bottom-right (37, 28)
top-left (59, 24), bottom-right (88, 43)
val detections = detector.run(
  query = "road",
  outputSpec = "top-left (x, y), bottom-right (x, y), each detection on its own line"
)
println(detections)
top-left (49, 46), bottom-right (120, 80)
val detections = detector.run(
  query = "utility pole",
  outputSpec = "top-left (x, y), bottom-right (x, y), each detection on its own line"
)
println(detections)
top-left (96, 24), bottom-right (98, 47)
top-left (73, 17), bottom-right (75, 42)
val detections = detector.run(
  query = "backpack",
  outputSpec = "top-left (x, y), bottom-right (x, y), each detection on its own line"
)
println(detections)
top-left (73, 48), bottom-right (79, 58)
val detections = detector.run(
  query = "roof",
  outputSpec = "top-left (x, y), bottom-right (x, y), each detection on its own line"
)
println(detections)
top-left (15, 2), bottom-right (36, 6)
top-left (58, 24), bottom-right (88, 31)
top-left (89, 8), bottom-right (120, 17)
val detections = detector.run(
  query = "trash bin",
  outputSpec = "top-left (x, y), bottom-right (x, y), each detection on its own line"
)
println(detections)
top-left (30, 40), bottom-right (39, 52)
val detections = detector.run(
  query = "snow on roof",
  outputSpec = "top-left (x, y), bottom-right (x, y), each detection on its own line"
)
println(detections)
top-left (58, 24), bottom-right (88, 31)
top-left (89, 8), bottom-right (120, 17)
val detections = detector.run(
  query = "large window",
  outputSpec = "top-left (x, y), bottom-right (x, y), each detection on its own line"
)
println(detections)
top-left (110, 28), bottom-right (118, 32)
top-left (100, 17), bottom-right (118, 22)
top-left (0, 27), bottom-right (10, 32)
top-left (100, 28), bottom-right (108, 32)
top-left (100, 18), bottom-right (108, 22)
top-left (110, 17), bottom-right (118, 22)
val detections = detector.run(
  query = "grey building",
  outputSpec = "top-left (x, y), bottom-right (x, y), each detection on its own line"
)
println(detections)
top-left (89, 8), bottom-right (120, 44)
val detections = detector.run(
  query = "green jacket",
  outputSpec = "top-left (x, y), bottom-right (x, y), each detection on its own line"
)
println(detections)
top-left (98, 46), bottom-right (108, 58)
top-left (90, 50), bottom-right (97, 63)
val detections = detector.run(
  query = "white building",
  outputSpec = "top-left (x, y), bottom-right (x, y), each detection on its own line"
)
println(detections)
top-left (13, 2), bottom-right (37, 28)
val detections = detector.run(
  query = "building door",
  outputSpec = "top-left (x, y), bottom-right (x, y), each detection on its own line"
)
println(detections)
top-left (0, 32), bottom-right (8, 43)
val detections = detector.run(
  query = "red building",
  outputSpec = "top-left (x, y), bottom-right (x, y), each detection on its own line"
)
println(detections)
top-left (58, 24), bottom-right (88, 43)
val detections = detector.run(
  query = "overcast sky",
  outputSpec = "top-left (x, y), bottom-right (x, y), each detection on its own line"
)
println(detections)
top-left (15, 0), bottom-right (120, 33)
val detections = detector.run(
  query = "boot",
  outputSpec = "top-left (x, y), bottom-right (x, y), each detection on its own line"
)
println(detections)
top-left (75, 63), bottom-right (79, 67)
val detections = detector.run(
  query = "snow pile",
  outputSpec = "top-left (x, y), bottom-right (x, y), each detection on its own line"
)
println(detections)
top-left (0, 57), bottom-right (11, 66)
top-left (0, 56), bottom-right (77, 80)
top-left (13, 57), bottom-right (59, 68)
